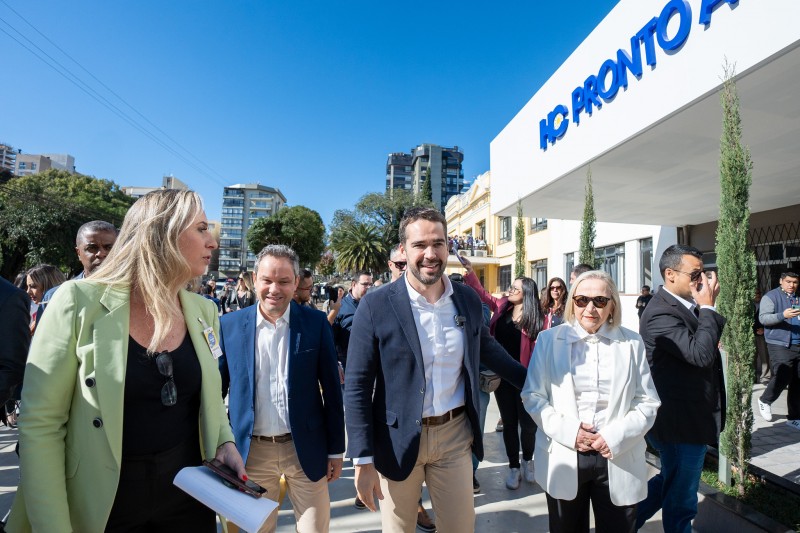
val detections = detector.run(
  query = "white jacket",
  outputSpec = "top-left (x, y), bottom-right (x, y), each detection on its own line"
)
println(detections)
top-left (521, 322), bottom-right (660, 506)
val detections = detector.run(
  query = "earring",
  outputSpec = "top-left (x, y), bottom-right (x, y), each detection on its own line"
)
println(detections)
top-left (608, 317), bottom-right (613, 324)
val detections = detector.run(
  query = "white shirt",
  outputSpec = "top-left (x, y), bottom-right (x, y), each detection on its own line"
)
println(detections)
top-left (570, 322), bottom-right (614, 431)
top-left (252, 305), bottom-right (292, 437)
top-left (405, 274), bottom-right (465, 417)
top-left (662, 286), bottom-right (716, 313)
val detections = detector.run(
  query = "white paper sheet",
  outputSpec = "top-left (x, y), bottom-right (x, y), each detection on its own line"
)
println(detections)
top-left (173, 466), bottom-right (278, 533)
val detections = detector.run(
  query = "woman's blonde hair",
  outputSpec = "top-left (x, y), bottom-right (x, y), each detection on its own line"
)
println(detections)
top-left (90, 189), bottom-right (204, 354)
top-left (26, 264), bottom-right (67, 298)
top-left (237, 272), bottom-right (254, 292)
top-left (563, 270), bottom-right (622, 327)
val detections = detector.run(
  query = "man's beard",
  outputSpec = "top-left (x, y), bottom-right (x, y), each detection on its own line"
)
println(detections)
top-left (408, 260), bottom-right (443, 286)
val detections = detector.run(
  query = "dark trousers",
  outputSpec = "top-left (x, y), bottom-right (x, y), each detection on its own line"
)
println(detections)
top-left (754, 334), bottom-right (769, 382)
top-left (760, 343), bottom-right (800, 420)
top-left (105, 440), bottom-right (214, 532)
top-left (494, 380), bottom-right (536, 467)
top-left (545, 451), bottom-right (635, 533)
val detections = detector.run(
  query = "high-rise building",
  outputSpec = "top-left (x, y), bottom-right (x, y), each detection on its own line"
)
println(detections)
top-left (385, 152), bottom-right (413, 191)
top-left (385, 144), bottom-right (464, 212)
top-left (0, 144), bottom-right (16, 173)
top-left (218, 183), bottom-right (286, 276)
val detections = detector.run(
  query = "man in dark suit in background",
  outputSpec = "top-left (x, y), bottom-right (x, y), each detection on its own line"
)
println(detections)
top-left (220, 245), bottom-right (344, 532)
top-left (0, 277), bottom-right (30, 420)
top-left (345, 207), bottom-right (526, 532)
top-left (636, 244), bottom-right (726, 533)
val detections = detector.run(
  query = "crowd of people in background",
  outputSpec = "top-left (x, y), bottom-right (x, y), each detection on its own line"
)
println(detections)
top-left (1, 191), bottom-right (798, 533)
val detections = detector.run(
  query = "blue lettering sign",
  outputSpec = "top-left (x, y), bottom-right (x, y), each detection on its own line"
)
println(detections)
top-left (539, 105), bottom-right (569, 150)
top-left (699, 0), bottom-right (739, 26)
top-left (657, 0), bottom-right (692, 51)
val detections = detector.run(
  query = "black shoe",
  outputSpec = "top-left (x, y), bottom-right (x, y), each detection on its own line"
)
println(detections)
top-left (417, 508), bottom-right (436, 532)
top-left (354, 497), bottom-right (367, 510)
top-left (473, 475), bottom-right (481, 493)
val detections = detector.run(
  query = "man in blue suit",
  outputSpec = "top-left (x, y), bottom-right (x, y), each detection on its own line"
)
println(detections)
top-left (345, 207), bottom-right (526, 532)
top-left (220, 244), bottom-right (345, 533)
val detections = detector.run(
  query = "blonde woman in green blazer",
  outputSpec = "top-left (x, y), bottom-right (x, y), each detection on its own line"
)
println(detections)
top-left (8, 190), bottom-right (246, 532)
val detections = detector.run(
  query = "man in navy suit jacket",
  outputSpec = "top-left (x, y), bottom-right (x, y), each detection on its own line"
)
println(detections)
top-left (345, 208), bottom-right (526, 532)
top-left (220, 245), bottom-right (344, 533)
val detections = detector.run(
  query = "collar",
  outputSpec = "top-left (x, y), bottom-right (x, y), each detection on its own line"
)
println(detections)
top-left (563, 320), bottom-right (625, 344)
top-left (404, 271), bottom-right (453, 305)
top-left (256, 301), bottom-right (291, 328)
top-left (663, 286), bottom-right (695, 311)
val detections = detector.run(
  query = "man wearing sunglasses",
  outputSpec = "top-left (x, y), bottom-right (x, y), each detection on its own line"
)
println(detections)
top-left (387, 245), bottom-right (407, 282)
top-left (636, 244), bottom-right (726, 533)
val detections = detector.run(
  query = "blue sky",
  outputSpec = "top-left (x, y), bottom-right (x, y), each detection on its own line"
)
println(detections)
top-left (2, 0), bottom-right (618, 226)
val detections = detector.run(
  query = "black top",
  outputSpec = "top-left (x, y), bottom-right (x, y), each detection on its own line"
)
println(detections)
top-left (122, 334), bottom-right (202, 456)
top-left (494, 311), bottom-right (522, 362)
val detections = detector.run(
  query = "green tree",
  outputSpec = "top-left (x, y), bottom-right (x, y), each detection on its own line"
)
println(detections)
top-left (420, 166), bottom-right (433, 205)
top-left (0, 169), bottom-right (134, 278)
top-left (247, 205), bottom-right (326, 268)
top-left (716, 63), bottom-right (756, 495)
top-left (579, 167), bottom-right (596, 268)
top-left (317, 252), bottom-right (336, 277)
top-left (334, 221), bottom-right (386, 274)
top-left (514, 200), bottom-right (526, 278)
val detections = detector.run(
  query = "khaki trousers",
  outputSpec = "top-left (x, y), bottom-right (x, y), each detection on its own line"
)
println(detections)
top-left (379, 412), bottom-right (475, 533)
top-left (246, 438), bottom-right (330, 533)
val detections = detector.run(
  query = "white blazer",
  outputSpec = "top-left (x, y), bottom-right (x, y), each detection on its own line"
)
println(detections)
top-left (521, 322), bottom-right (660, 506)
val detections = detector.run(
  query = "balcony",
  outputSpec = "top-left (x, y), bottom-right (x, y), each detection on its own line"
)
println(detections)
top-left (447, 246), bottom-right (499, 268)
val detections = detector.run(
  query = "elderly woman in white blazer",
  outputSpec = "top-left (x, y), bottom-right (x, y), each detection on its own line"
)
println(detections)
top-left (522, 270), bottom-right (660, 533)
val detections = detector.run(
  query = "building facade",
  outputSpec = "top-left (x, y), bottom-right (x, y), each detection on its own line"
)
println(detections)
top-left (0, 144), bottom-right (16, 173)
top-left (489, 0), bottom-right (800, 295)
top-left (386, 144), bottom-right (464, 212)
top-left (218, 183), bottom-right (286, 276)
top-left (15, 154), bottom-right (52, 176)
top-left (121, 175), bottom-right (189, 199)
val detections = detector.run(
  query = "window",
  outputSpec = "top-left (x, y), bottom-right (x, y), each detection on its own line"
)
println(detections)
top-left (530, 218), bottom-right (548, 232)
top-left (498, 266), bottom-right (512, 292)
top-left (595, 244), bottom-right (625, 288)
top-left (30, 163), bottom-right (37, 170)
top-left (500, 217), bottom-right (512, 243)
top-left (640, 238), bottom-right (653, 288)
top-left (531, 259), bottom-right (548, 289)
top-left (565, 253), bottom-right (575, 282)
top-left (18, 162), bottom-right (26, 170)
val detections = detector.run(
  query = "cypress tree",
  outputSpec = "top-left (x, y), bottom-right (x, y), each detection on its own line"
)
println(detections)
top-left (420, 166), bottom-right (433, 205)
top-left (579, 167), bottom-right (596, 268)
top-left (515, 200), bottom-right (526, 278)
top-left (716, 63), bottom-right (756, 494)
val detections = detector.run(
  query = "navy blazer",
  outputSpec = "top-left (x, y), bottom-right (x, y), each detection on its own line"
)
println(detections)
top-left (640, 286), bottom-right (726, 447)
top-left (219, 301), bottom-right (345, 482)
top-left (344, 277), bottom-right (526, 482)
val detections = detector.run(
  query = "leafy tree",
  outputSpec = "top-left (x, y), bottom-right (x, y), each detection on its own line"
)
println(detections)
top-left (579, 167), bottom-right (596, 268)
top-left (247, 205), bottom-right (326, 268)
top-left (716, 63), bottom-right (756, 495)
top-left (514, 200), bottom-right (526, 278)
top-left (420, 166), bottom-right (433, 205)
top-left (0, 169), bottom-right (134, 279)
top-left (330, 190), bottom-right (433, 255)
top-left (317, 252), bottom-right (336, 277)
top-left (334, 221), bottom-right (386, 274)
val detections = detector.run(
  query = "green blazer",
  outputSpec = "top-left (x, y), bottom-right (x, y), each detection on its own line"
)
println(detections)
top-left (7, 280), bottom-right (235, 533)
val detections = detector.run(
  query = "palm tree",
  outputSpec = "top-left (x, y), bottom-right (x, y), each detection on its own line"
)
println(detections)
top-left (333, 222), bottom-right (386, 274)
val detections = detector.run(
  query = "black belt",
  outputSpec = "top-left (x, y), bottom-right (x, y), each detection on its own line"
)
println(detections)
top-left (252, 433), bottom-right (293, 443)
top-left (422, 406), bottom-right (465, 426)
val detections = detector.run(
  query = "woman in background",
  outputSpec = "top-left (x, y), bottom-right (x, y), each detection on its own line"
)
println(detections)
top-left (25, 264), bottom-right (65, 335)
top-left (541, 276), bottom-right (567, 330)
top-left (522, 271), bottom-right (660, 533)
top-left (8, 189), bottom-right (245, 532)
top-left (460, 257), bottom-right (543, 490)
top-left (225, 272), bottom-right (255, 313)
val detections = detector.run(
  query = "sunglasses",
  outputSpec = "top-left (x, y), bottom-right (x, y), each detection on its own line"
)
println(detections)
top-left (573, 295), bottom-right (612, 308)
top-left (155, 352), bottom-right (177, 407)
top-left (550, 285), bottom-right (565, 291)
top-left (673, 269), bottom-right (704, 282)
top-left (391, 261), bottom-right (407, 270)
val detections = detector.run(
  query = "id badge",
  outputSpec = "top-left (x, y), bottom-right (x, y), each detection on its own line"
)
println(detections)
top-left (198, 317), bottom-right (224, 359)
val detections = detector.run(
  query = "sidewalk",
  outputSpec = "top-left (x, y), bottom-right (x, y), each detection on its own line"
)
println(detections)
top-left (750, 381), bottom-right (800, 485)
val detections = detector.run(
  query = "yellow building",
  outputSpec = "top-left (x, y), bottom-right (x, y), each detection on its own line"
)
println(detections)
top-left (445, 171), bottom-right (552, 296)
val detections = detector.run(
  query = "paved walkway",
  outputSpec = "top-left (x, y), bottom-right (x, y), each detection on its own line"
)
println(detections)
top-left (0, 386), bottom-right (796, 532)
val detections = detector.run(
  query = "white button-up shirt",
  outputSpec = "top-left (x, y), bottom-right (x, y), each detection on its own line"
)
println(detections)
top-left (252, 304), bottom-right (291, 437)
top-left (570, 323), bottom-right (614, 431)
top-left (405, 274), bottom-right (465, 417)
